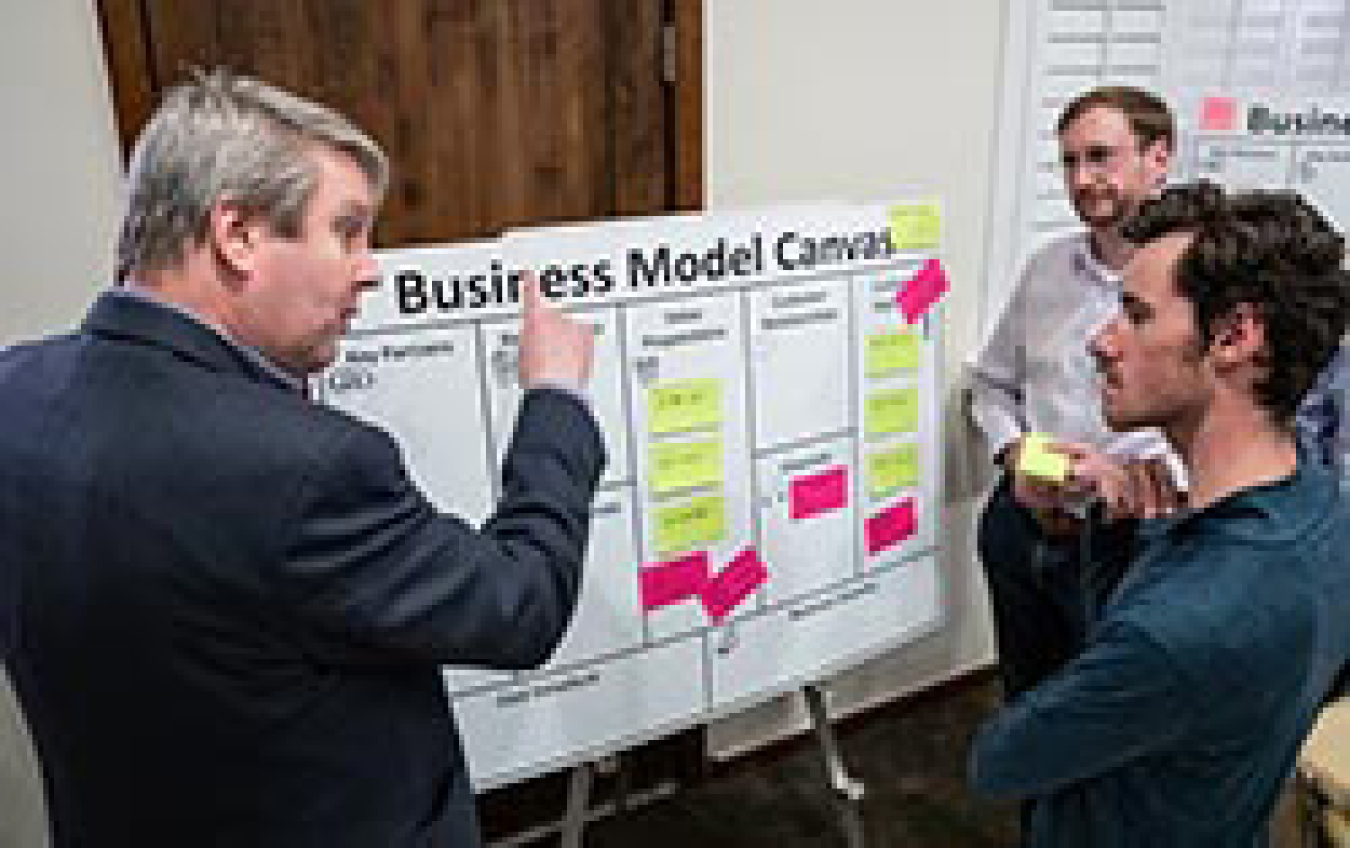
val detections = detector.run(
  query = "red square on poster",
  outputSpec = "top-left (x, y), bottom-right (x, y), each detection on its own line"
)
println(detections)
top-left (897, 259), bottom-right (949, 324)
top-left (639, 552), bottom-right (709, 611)
top-left (699, 548), bottom-right (768, 623)
top-left (789, 466), bottom-right (849, 520)
top-left (1200, 96), bottom-right (1238, 132)
top-left (865, 499), bottom-right (917, 555)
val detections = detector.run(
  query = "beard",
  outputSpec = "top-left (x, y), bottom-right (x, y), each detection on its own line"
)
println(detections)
top-left (1100, 399), bottom-right (1136, 432)
top-left (1072, 187), bottom-right (1134, 230)
top-left (1099, 349), bottom-right (1207, 435)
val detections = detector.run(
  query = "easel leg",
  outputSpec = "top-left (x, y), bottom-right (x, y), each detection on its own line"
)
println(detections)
top-left (803, 684), bottom-right (866, 848)
top-left (561, 761), bottom-right (595, 848)
top-left (602, 754), bottom-right (631, 813)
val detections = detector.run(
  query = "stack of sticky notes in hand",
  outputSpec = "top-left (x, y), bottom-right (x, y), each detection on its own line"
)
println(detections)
top-left (1017, 432), bottom-right (1068, 483)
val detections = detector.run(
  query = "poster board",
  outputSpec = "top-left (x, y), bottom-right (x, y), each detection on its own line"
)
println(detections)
top-left (318, 202), bottom-right (948, 790)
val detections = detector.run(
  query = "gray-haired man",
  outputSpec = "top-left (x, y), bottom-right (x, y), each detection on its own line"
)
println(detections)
top-left (0, 70), bottom-right (601, 847)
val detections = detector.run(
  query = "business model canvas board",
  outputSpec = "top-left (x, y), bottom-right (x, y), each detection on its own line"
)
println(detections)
top-left (317, 202), bottom-right (948, 790)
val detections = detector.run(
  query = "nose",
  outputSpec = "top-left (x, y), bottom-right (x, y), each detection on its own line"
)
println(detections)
top-left (1089, 316), bottom-right (1120, 365)
top-left (1065, 162), bottom-right (1096, 194)
top-left (358, 249), bottom-right (379, 280)
top-left (354, 251), bottom-right (380, 292)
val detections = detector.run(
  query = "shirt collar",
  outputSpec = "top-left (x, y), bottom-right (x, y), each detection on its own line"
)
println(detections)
top-left (1070, 231), bottom-right (1122, 289)
top-left (1137, 440), bottom-right (1328, 544)
top-left (112, 284), bottom-right (307, 394)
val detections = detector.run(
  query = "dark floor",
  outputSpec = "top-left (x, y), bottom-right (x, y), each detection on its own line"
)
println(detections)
top-left (582, 674), bottom-right (1018, 848)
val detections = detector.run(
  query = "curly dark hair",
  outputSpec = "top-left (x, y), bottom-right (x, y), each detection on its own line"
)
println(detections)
top-left (1121, 181), bottom-right (1350, 423)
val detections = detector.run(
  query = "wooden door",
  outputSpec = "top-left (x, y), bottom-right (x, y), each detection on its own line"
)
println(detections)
top-left (96, 0), bottom-right (703, 247)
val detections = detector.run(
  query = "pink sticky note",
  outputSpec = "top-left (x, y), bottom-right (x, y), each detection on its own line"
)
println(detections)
top-left (865, 499), bottom-right (917, 555)
top-left (896, 259), bottom-right (949, 324)
top-left (1200, 96), bottom-right (1238, 132)
top-left (789, 466), bottom-right (850, 520)
top-left (699, 548), bottom-right (769, 623)
top-left (640, 551), bottom-right (709, 611)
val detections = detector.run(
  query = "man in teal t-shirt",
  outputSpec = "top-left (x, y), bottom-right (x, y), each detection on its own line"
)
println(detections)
top-left (970, 181), bottom-right (1350, 846)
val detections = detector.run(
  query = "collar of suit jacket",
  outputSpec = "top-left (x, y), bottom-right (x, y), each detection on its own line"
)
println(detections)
top-left (83, 289), bottom-right (304, 396)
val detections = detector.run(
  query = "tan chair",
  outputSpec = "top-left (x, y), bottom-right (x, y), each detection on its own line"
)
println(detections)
top-left (1300, 698), bottom-right (1350, 847)
top-left (1324, 808), bottom-right (1350, 846)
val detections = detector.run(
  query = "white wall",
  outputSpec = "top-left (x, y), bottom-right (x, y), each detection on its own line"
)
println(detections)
top-left (1, 2), bottom-right (122, 844)
top-left (704, 0), bottom-right (1002, 756)
top-left (1, 0), bottom-right (121, 346)
top-left (0, 1), bottom-right (1006, 841)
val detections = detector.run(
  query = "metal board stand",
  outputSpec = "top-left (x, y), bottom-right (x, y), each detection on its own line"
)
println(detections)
top-left (560, 759), bottom-right (598, 848)
top-left (803, 683), bottom-right (867, 848)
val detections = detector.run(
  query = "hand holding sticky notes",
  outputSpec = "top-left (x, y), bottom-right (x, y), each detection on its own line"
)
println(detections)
top-left (1017, 433), bottom-right (1069, 483)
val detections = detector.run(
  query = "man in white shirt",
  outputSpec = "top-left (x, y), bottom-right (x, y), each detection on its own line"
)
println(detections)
top-left (969, 86), bottom-right (1181, 698)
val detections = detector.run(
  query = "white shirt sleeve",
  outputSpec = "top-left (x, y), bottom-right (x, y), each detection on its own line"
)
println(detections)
top-left (968, 261), bottom-right (1034, 463)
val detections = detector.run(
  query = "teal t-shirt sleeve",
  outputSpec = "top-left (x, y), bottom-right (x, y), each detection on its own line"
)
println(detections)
top-left (969, 619), bottom-right (1193, 800)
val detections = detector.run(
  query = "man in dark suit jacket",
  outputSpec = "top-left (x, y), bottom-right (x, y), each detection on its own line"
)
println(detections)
top-left (0, 70), bottom-right (602, 847)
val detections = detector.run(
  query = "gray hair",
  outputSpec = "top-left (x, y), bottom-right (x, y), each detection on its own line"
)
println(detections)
top-left (116, 69), bottom-right (388, 281)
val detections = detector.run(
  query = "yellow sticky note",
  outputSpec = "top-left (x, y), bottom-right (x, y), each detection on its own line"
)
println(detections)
top-left (650, 439), bottom-right (724, 495)
top-left (648, 378), bottom-right (723, 435)
top-left (1018, 432), bottom-right (1069, 482)
top-left (866, 330), bottom-right (921, 377)
top-left (887, 202), bottom-right (941, 251)
top-left (866, 387), bottom-right (920, 437)
top-left (655, 496), bottom-right (727, 555)
top-left (867, 444), bottom-right (920, 497)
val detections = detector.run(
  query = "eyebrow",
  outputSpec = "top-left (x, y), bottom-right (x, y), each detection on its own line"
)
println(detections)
top-left (1061, 144), bottom-right (1117, 164)
top-left (1120, 291), bottom-right (1152, 313)
top-left (334, 206), bottom-right (373, 229)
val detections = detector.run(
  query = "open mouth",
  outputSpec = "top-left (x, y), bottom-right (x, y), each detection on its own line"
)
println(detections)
top-left (1096, 366), bottom-right (1120, 392)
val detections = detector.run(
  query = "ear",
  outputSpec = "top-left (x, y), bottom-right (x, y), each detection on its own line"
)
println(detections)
top-left (1143, 138), bottom-right (1172, 188)
top-left (1208, 303), bottom-right (1265, 370)
top-left (205, 201), bottom-right (267, 279)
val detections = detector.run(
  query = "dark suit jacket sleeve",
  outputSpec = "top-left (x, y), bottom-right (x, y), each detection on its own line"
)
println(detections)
top-left (0, 550), bottom-right (14, 662)
top-left (281, 388), bottom-right (605, 669)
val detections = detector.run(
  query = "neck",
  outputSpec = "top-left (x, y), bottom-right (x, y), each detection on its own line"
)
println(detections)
top-left (131, 258), bottom-right (241, 338)
top-left (1169, 397), bottom-right (1297, 511)
top-left (1089, 225), bottom-right (1133, 271)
